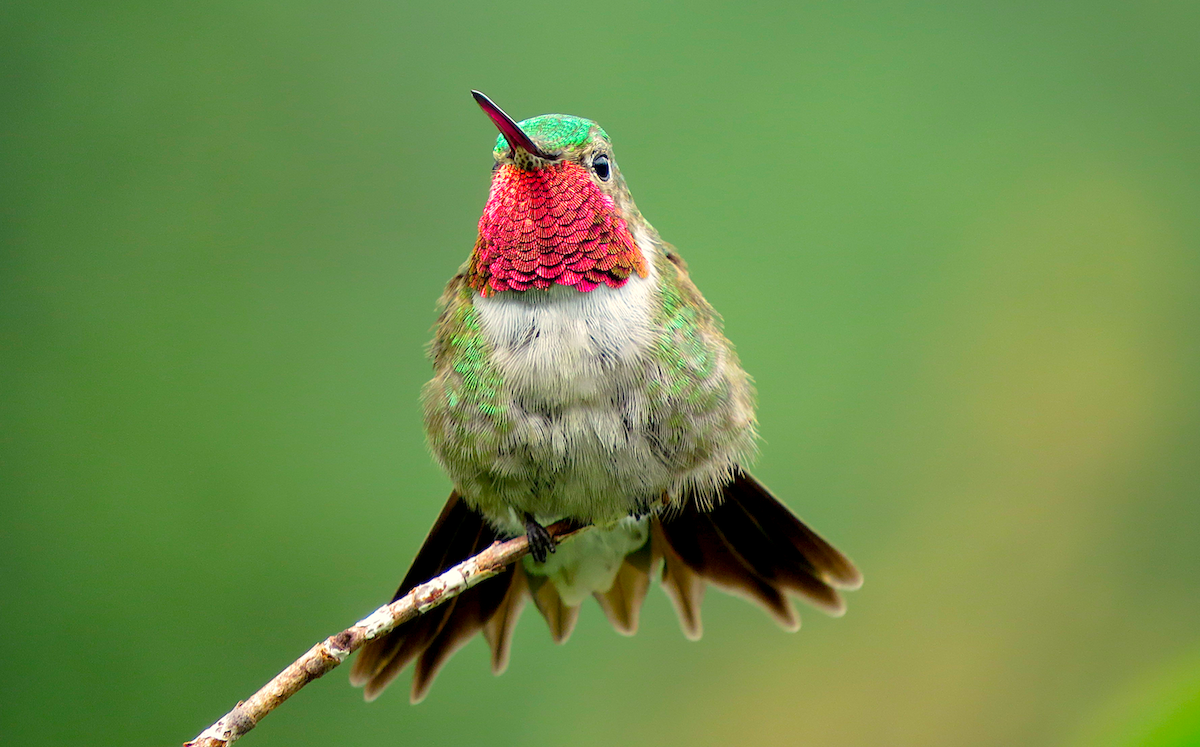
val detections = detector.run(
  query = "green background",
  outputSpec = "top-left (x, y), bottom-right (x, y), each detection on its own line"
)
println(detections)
top-left (4, 2), bottom-right (1199, 745)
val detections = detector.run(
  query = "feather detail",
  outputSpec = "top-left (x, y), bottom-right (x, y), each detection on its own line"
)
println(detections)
top-left (482, 566), bottom-right (530, 675)
top-left (350, 493), bottom-right (515, 702)
top-left (717, 479), bottom-right (849, 615)
top-left (410, 563), bottom-right (515, 703)
top-left (351, 474), bottom-right (859, 702)
top-left (593, 540), bottom-right (653, 636)
top-left (526, 571), bottom-right (580, 644)
top-left (730, 472), bottom-right (863, 591)
top-left (655, 469), bottom-right (861, 636)
top-left (652, 518), bottom-right (706, 641)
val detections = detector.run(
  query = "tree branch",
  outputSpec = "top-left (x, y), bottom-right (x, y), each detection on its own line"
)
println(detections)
top-left (184, 520), bottom-right (586, 747)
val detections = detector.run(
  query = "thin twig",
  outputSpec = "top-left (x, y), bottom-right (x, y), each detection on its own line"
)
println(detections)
top-left (184, 520), bottom-right (586, 747)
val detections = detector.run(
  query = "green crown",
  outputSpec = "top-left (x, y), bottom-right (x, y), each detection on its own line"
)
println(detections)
top-left (494, 114), bottom-right (608, 156)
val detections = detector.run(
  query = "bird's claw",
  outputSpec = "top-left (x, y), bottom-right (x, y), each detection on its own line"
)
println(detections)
top-left (524, 515), bottom-right (555, 564)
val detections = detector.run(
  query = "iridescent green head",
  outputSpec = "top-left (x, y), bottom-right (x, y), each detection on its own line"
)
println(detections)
top-left (472, 90), bottom-right (612, 170)
top-left (492, 115), bottom-right (609, 159)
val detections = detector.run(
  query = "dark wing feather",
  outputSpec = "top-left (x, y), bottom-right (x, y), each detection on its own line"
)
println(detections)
top-left (409, 563), bottom-right (515, 703)
top-left (664, 500), bottom-right (799, 630)
top-left (350, 493), bottom-right (517, 702)
top-left (656, 469), bottom-right (861, 635)
top-left (652, 518), bottom-right (705, 640)
top-left (481, 565), bottom-right (529, 675)
top-left (729, 471), bottom-right (862, 589)
top-left (707, 488), bottom-right (845, 615)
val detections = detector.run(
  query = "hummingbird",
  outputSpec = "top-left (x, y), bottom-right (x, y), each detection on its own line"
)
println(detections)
top-left (349, 91), bottom-right (862, 703)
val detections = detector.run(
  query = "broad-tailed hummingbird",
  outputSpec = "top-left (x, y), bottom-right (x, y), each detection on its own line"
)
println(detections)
top-left (350, 92), bottom-right (862, 703)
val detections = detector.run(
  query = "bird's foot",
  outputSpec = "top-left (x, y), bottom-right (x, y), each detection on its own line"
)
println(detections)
top-left (523, 514), bottom-right (555, 564)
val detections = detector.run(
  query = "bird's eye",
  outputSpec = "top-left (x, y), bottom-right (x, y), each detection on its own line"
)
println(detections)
top-left (592, 154), bottom-right (611, 181)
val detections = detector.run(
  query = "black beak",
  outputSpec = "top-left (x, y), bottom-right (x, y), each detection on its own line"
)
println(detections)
top-left (472, 90), bottom-right (554, 160)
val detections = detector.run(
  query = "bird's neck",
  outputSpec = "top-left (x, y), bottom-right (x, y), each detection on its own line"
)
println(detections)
top-left (467, 164), bottom-right (648, 296)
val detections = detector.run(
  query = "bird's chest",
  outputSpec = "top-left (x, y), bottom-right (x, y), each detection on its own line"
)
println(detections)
top-left (473, 279), bottom-right (657, 407)
top-left (465, 277), bottom-right (670, 523)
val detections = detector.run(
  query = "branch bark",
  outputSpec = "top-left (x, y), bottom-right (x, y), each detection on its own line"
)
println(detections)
top-left (184, 520), bottom-right (585, 747)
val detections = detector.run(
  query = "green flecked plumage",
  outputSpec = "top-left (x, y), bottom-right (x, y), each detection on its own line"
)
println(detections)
top-left (423, 285), bottom-right (510, 454)
top-left (652, 255), bottom-right (724, 407)
top-left (639, 250), bottom-right (756, 493)
top-left (494, 114), bottom-right (608, 156)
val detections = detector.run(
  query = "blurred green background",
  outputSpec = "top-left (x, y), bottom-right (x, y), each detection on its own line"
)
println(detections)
top-left (3, 1), bottom-right (1199, 745)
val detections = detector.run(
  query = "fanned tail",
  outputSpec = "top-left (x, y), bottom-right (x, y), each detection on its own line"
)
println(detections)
top-left (654, 469), bottom-right (862, 637)
top-left (351, 471), bottom-right (860, 702)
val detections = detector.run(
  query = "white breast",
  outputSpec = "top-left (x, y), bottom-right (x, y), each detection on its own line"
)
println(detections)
top-left (473, 238), bottom-right (659, 404)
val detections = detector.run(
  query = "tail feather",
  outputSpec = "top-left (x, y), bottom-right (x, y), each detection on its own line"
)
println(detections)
top-left (410, 563), bottom-right (515, 703)
top-left (352, 470), bottom-right (860, 702)
top-left (350, 493), bottom-right (513, 702)
top-left (655, 469), bottom-right (860, 636)
top-left (732, 472), bottom-right (863, 590)
top-left (481, 566), bottom-right (529, 675)
top-left (662, 504), bottom-right (800, 630)
top-left (527, 572), bottom-right (580, 644)
top-left (593, 540), bottom-right (653, 636)
top-left (652, 519), bottom-right (706, 640)
top-left (709, 490), bottom-right (845, 615)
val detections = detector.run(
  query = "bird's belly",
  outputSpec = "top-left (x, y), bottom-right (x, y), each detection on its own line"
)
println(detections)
top-left (465, 279), bottom-right (668, 530)
top-left (492, 393), bottom-right (670, 523)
